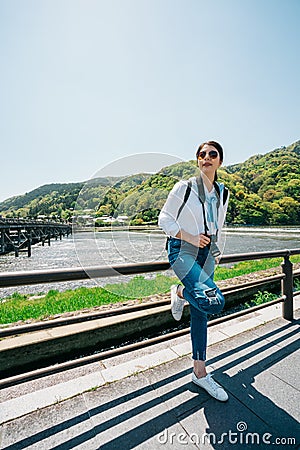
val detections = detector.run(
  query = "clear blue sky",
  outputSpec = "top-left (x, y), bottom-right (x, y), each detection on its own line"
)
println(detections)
top-left (0, 0), bottom-right (299, 202)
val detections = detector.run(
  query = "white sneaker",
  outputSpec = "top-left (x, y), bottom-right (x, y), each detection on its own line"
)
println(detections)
top-left (192, 372), bottom-right (228, 402)
top-left (170, 285), bottom-right (185, 321)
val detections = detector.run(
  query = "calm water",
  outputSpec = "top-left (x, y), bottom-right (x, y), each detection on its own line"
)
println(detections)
top-left (0, 226), bottom-right (299, 298)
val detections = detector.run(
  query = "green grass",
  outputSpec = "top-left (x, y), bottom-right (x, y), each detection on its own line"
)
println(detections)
top-left (105, 274), bottom-right (178, 297)
top-left (0, 255), bottom-right (299, 325)
top-left (215, 255), bottom-right (300, 281)
top-left (0, 274), bottom-right (179, 325)
top-left (294, 278), bottom-right (300, 291)
top-left (0, 287), bottom-right (122, 324)
top-left (245, 290), bottom-right (278, 308)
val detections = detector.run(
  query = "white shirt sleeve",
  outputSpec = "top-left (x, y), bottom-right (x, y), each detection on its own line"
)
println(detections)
top-left (158, 180), bottom-right (188, 237)
top-left (219, 187), bottom-right (230, 229)
top-left (217, 186), bottom-right (230, 245)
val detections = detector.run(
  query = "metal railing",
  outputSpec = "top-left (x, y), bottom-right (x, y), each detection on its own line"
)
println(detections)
top-left (0, 248), bottom-right (299, 388)
top-left (1, 248), bottom-right (299, 321)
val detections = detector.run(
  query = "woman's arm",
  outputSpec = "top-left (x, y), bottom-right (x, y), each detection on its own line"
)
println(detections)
top-left (158, 181), bottom-right (187, 237)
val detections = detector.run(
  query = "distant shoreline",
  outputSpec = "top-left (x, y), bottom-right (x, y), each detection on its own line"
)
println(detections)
top-left (73, 225), bottom-right (161, 232)
top-left (73, 224), bottom-right (300, 233)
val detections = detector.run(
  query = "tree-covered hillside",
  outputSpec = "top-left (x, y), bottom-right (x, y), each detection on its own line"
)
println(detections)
top-left (0, 175), bottom-right (151, 220)
top-left (225, 140), bottom-right (300, 224)
top-left (0, 141), bottom-right (299, 226)
top-left (0, 182), bottom-right (84, 220)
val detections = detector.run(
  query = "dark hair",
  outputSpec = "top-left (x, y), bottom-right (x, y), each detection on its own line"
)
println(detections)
top-left (196, 140), bottom-right (224, 182)
top-left (196, 140), bottom-right (224, 162)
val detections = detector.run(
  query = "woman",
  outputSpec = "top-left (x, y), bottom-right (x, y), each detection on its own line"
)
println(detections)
top-left (158, 141), bottom-right (230, 402)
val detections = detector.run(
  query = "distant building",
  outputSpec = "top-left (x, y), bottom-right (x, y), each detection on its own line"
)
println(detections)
top-left (116, 215), bottom-right (129, 223)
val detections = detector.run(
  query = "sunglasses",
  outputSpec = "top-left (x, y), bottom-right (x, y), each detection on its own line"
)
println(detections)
top-left (197, 149), bottom-right (219, 160)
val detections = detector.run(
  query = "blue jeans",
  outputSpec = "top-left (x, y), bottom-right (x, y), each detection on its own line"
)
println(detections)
top-left (167, 237), bottom-right (225, 361)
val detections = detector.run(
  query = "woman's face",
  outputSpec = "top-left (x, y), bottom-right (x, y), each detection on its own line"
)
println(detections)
top-left (197, 144), bottom-right (222, 177)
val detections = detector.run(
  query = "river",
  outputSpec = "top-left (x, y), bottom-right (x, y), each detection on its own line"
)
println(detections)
top-left (0, 226), bottom-right (299, 298)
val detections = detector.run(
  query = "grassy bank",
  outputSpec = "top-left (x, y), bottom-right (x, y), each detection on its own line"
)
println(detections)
top-left (1, 255), bottom-right (299, 325)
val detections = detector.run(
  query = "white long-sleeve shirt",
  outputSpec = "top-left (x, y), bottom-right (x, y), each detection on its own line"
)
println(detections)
top-left (158, 176), bottom-right (229, 244)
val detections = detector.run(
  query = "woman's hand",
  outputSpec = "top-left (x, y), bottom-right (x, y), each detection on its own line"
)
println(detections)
top-left (191, 233), bottom-right (211, 248)
top-left (175, 230), bottom-right (211, 248)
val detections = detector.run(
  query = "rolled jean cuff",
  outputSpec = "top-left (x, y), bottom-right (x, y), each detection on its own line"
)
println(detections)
top-left (192, 350), bottom-right (206, 361)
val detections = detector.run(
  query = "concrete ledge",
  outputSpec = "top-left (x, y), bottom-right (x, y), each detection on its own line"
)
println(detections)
top-left (0, 304), bottom-right (179, 376)
top-left (0, 281), bottom-right (291, 376)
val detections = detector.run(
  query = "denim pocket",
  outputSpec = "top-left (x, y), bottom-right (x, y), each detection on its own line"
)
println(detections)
top-left (168, 238), bottom-right (181, 253)
top-left (168, 238), bottom-right (181, 248)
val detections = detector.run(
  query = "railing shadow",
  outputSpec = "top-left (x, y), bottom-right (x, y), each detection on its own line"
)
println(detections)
top-left (2, 319), bottom-right (299, 449)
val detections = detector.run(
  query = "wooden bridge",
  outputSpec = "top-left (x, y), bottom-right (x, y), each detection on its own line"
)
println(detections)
top-left (0, 218), bottom-right (72, 257)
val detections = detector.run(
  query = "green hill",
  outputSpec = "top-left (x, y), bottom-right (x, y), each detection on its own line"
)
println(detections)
top-left (0, 141), bottom-right (299, 225)
top-left (0, 182), bottom-right (84, 220)
top-left (0, 175), bottom-right (151, 220)
top-left (225, 140), bottom-right (300, 224)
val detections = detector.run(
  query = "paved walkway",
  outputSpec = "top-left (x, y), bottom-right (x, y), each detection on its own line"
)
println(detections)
top-left (0, 299), bottom-right (299, 449)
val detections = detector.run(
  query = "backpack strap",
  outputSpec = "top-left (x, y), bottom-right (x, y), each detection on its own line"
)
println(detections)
top-left (213, 182), bottom-right (229, 206)
top-left (175, 180), bottom-right (192, 220)
top-left (196, 176), bottom-right (210, 236)
top-left (176, 179), bottom-right (228, 222)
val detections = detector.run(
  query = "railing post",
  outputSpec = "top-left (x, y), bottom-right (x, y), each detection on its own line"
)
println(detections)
top-left (1, 230), bottom-right (4, 253)
top-left (27, 230), bottom-right (32, 258)
top-left (281, 252), bottom-right (293, 320)
top-left (15, 230), bottom-right (21, 257)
